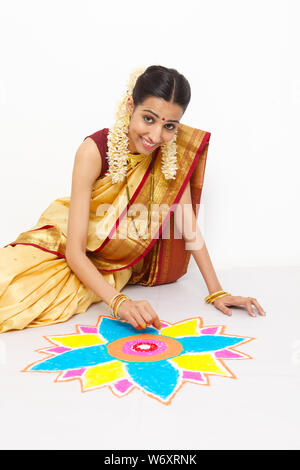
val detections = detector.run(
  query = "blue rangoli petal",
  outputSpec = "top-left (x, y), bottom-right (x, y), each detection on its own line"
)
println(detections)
top-left (98, 317), bottom-right (160, 342)
top-left (126, 360), bottom-right (180, 400)
top-left (179, 335), bottom-right (245, 354)
top-left (30, 344), bottom-right (112, 371)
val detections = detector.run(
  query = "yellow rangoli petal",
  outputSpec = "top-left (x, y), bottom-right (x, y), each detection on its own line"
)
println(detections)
top-left (49, 334), bottom-right (105, 348)
top-left (171, 353), bottom-right (230, 376)
top-left (161, 319), bottom-right (199, 337)
top-left (82, 361), bottom-right (127, 389)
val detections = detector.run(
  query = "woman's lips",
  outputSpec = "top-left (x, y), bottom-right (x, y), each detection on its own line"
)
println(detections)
top-left (140, 136), bottom-right (157, 150)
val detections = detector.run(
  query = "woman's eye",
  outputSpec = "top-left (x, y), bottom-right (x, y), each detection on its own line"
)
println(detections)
top-left (143, 116), bottom-right (175, 131)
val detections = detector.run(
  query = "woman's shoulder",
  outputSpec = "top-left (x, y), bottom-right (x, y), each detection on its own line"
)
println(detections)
top-left (83, 127), bottom-right (109, 147)
top-left (81, 128), bottom-right (110, 179)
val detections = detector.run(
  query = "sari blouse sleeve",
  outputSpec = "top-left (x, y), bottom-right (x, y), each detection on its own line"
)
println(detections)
top-left (83, 128), bottom-right (110, 179)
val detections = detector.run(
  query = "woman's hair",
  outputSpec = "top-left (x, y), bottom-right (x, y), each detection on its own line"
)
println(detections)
top-left (132, 65), bottom-right (191, 113)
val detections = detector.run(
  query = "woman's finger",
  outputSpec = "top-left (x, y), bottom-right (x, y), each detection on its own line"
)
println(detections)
top-left (122, 306), bottom-right (145, 330)
top-left (138, 307), bottom-right (154, 329)
top-left (251, 298), bottom-right (266, 316)
top-left (118, 301), bottom-right (147, 329)
top-left (213, 300), bottom-right (232, 316)
top-left (246, 298), bottom-right (256, 317)
top-left (142, 301), bottom-right (161, 330)
top-left (123, 312), bottom-right (140, 329)
top-left (133, 308), bottom-right (148, 329)
top-left (225, 296), bottom-right (266, 318)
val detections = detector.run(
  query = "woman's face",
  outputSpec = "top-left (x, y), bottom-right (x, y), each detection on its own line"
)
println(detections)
top-left (125, 95), bottom-right (184, 154)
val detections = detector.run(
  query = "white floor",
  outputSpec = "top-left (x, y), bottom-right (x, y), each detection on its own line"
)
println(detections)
top-left (0, 263), bottom-right (299, 450)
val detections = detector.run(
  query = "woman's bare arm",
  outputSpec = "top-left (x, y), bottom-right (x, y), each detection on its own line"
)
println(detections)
top-left (65, 138), bottom-right (121, 305)
top-left (65, 138), bottom-right (161, 329)
top-left (175, 182), bottom-right (266, 316)
top-left (174, 181), bottom-right (223, 294)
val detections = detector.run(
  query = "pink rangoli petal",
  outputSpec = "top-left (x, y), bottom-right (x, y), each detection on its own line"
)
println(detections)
top-left (114, 379), bottom-right (133, 393)
top-left (215, 349), bottom-right (244, 359)
top-left (182, 370), bottom-right (205, 382)
top-left (78, 326), bottom-right (98, 334)
top-left (200, 327), bottom-right (219, 335)
top-left (47, 347), bottom-right (71, 354)
top-left (62, 368), bottom-right (86, 378)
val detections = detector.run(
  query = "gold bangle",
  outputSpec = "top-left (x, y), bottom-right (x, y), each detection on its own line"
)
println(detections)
top-left (205, 290), bottom-right (226, 303)
top-left (206, 293), bottom-right (228, 304)
top-left (112, 294), bottom-right (130, 315)
top-left (109, 293), bottom-right (127, 316)
top-left (114, 296), bottom-right (130, 319)
top-left (108, 293), bottom-right (121, 315)
top-left (113, 296), bottom-right (130, 320)
top-left (208, 292), bottom-right (231, 304)
top-left (113, 295), bottom-right (129, 315)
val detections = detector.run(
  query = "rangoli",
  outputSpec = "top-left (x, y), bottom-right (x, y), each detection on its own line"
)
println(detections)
top-left (23, 315), bottom-right (255, 405)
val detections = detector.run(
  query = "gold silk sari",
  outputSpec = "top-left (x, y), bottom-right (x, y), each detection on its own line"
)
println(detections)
top-left (0, 123), bottom-right (210, 333)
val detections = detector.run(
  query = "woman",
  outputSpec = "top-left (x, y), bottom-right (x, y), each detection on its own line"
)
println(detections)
top-left (0, 65), bottom-right (265, 333)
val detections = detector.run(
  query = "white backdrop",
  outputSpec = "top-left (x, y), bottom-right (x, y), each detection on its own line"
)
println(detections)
top-left (0, 0), bottom-right (299, 268)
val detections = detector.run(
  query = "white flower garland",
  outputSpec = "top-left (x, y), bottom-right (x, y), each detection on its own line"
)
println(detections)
top-left (106, 67), bottom-right (178, 184)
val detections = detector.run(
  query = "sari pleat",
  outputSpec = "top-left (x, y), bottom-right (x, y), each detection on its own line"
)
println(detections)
top-left (0, 244), bottom-right (132, 333)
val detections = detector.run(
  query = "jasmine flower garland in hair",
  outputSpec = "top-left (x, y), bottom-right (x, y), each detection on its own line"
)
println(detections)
top-left (161, 131), bottom-right (178, 180)
top-left (106, 67), bottom-right (145, 184)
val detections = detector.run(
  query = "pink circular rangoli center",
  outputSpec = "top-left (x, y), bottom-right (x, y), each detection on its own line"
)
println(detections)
top-left (122, 339), bottom-right (167, 356)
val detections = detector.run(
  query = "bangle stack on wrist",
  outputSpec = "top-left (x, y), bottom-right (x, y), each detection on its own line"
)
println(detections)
top-left (204, 290), bottom-right (231, 304)
top-left (108, 293), bottom-right (131, 320)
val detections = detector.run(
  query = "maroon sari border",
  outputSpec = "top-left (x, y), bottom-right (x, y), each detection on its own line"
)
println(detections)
top-left (98, 131), bottom-right (211, 273)
top-left (27, 224), bottom-right (56, 232)
top-left (2, 225), bottom-right (56, 246)
top-left (4, 242), bottom-right (65, 258)
top-left (155, 232), bottom-right (164, 283)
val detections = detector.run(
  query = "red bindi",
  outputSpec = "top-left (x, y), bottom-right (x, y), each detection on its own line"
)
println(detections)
top-left (161, 117), bottom-right (165, 121)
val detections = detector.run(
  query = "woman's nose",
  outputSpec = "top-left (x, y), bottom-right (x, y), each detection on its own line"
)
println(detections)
top-left (149, 127), bottom-right (163, 144)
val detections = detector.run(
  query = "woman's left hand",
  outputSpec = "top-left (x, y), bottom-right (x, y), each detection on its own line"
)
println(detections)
top-left (212, 295), bottom-right (266, 317)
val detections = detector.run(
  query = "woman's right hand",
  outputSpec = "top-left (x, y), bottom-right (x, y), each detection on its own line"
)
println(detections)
top-left (115, 299), bottom-right (162, 331)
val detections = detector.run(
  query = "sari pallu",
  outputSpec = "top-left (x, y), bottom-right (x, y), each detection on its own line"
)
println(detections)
top-left (6, 123), bottom-right (210, 286)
